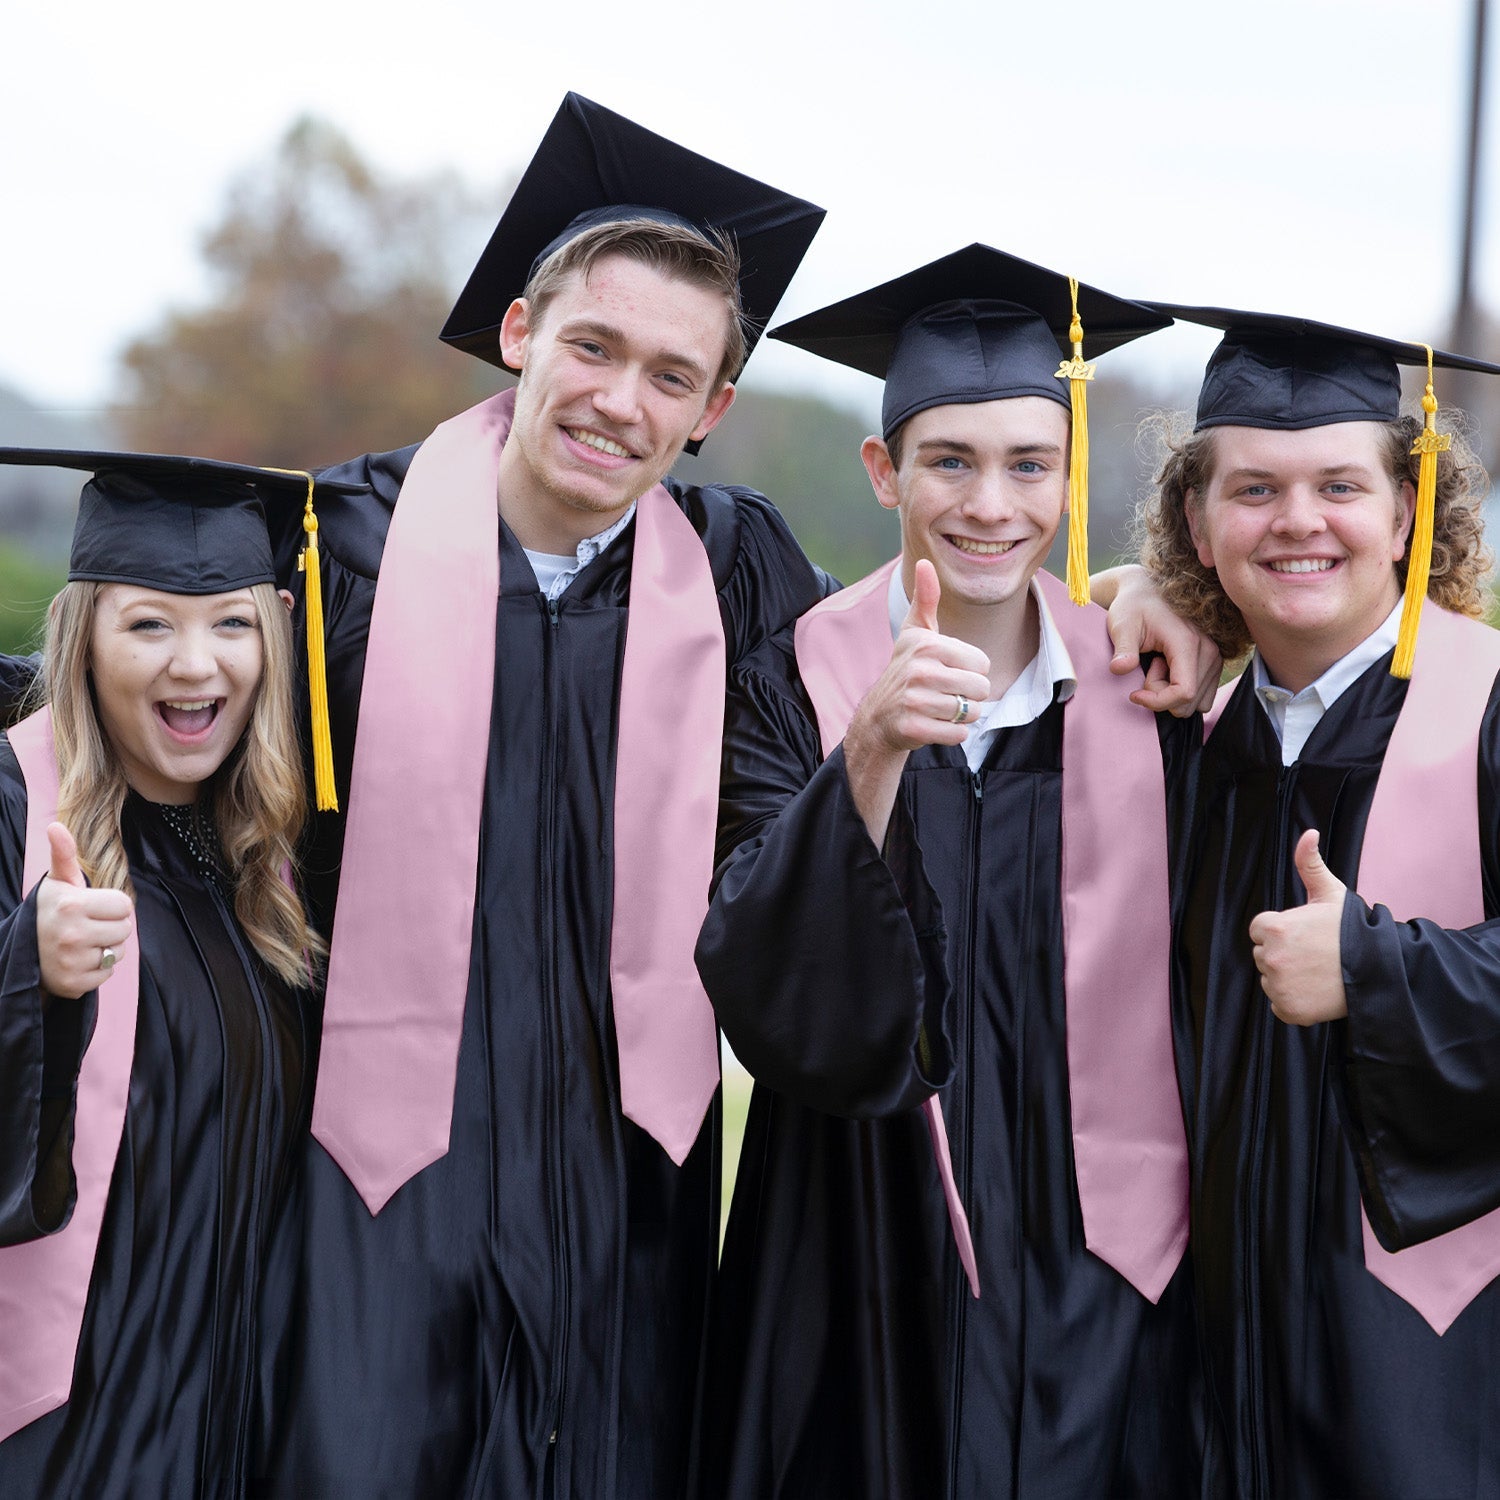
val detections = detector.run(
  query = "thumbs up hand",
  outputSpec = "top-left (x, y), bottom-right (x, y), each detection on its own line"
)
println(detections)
top-left (1247, 829), bottom-right (1349, 1025)
top-left (843, 560), bottom-right (993, 847)
top-left (46, 822), bottom-right (86, 890)
top-left (854, 561), bottom-right (993, 757)
top-left (36, 822), bottom-right (135, 1000)
top-left (903, 556), bottom-right (942, 633)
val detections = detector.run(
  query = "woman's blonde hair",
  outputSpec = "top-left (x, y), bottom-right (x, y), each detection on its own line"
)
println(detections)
top-left (37, 581), bottom-right (325, 987)
top-left (1133, 409), bottom-right (1494, 662)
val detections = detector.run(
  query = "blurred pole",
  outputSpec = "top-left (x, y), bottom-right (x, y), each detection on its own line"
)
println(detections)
top-left (1452, 0), bottom-right (1489, 449)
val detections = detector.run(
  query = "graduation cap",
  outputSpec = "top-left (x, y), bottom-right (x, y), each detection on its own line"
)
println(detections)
top-left (0, 448), bottom-right (368, 809)
top-left (770, 243), bottom-right (1173, 603)
top-left (1148, 304), bottom-right (1500, 432)
top-left (1152, 304), bottom-right (1500, 677)
top-left (440, 92), bottom-right (826, 394)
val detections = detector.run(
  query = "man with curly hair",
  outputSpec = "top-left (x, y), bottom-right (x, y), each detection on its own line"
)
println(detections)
top-left (1132, 306), bottom-right (1500, 1499)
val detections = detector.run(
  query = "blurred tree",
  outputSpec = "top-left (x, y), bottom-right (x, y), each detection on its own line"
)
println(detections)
top-left (677, 388), bottom-right (897, 582)
top-left (108, 114), bottom-right (1219, 586)
top-left (112, 117), bottom-right (502, 466)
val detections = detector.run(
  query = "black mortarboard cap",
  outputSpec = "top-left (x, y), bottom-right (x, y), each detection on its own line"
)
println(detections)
top-left (1146, 304), bottom-right (1500, 431)
top-left (0, 449), bottom-right (364, 594)
top-left (440, 93), bottom-right (826, 385)
top-left (769, 244), bottom-right (1171, 439)
top-left (771, 245), bottom-right (1171, 605)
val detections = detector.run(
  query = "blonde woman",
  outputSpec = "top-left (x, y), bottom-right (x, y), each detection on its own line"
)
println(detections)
top-left (0, 451), bottom-right (348, 1499)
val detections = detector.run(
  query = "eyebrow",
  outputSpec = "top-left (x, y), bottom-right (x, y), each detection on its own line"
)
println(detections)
top-left (911, 439), bottom-right (1064, 460)
top-left (115, 590), bottom-right (258, 615)
top-left (1219, 463), bottom-right (1378, 483)
top-left (558, 318), bottom-right (712, 386)
top-left (913, 439), bottom-right (979, 459)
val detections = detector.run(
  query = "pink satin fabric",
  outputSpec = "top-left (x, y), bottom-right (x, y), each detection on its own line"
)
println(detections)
top-left (0, 707), bottom-right (140, 1441)
top-left (312, 389), bottom-right (725, 1214)
top-left (1203, 611), bottom-right (1500, 1332)
top-left (795, 563), bottom-right (1187, 1304)
top-left (1354, 606), bottom-right (1500, 1334)
top-left (794, 560), bottom-right (901, 764)
top-left (1037, 569), bottom-right (1188, 1303)
top-left (610, 485), bottom-right (725, 1164)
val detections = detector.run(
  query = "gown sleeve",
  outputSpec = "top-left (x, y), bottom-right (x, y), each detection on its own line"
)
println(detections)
top-left (1338, 672), bottom-right (1500, 1250)
top-left (706, 485), bottom-right (836, 662)
top-left (695, 637), bottom-right (953, 1120)
top-left (0, 741), bottom-right (96, 1245)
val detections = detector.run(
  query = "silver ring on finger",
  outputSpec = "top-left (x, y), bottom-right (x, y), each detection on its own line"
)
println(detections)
top-left (950, 694), bottom-right (969, 724)
top-left (100, 946), bottom-right (118, 974)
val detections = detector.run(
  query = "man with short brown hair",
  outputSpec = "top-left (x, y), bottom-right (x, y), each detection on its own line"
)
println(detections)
top-left (253, 95), bottom-right (826, 1499)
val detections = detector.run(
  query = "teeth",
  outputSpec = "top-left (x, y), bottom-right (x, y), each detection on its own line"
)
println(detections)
top-left (567, 428), bottom-right (630, 458)
top-left (1268, 559), bottom-right (1336, 573)
top-left (164, 700), bottom-right (215, 711)
top-left (951, 537), bottom-right (1018, 555)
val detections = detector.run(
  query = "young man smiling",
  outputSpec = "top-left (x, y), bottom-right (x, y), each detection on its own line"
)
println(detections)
top-left (1134, 307), bottom-right (1500, 1499)
top-left (491, 240), bottom-right (740, 549)
top-left (251, 95), bottom-right (827, 1500)
top-left (695, 246), bottom-right (1200, 1498)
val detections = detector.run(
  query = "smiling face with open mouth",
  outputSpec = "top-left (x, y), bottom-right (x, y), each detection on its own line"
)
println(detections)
top-left (89, 584), bottom-right (267, 804)
top-left (867, 396), bottom-right (1069, 639)
top-left (493, 253), bottom-right (738, 554)
top-left (1188, 421), bottom-right (1414, 691)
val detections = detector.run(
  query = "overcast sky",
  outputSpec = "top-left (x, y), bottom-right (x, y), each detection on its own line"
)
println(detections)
top-left (3, 0), bottom-right (1495, 429)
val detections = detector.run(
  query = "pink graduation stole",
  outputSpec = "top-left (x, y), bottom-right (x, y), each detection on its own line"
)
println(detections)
top-left (1355, 606), bottom-right (1500, 1334)
top-left (0, 707), bottom-right (141, 1441)
top-left (795, 562), bottom-right (1188, 1303)
top-left (1204, 610), bottom-right (1500, 1332)
top-left (312, 389), bottom-right (725, 1214)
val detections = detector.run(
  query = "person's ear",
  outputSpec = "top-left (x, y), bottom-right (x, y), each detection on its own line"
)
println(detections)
top-left (689, 382), bottom-right (737, 444)
top-left (861, 436), bottom-right (901, 512)
top-left (498, 297), bottom-right (534, 370)
top-left (1185, 490), bottom-right (1215, 569)
top-left (1393, 477), bottom-right (1416, 560)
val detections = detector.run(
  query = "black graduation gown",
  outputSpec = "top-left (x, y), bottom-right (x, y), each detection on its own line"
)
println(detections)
top-left (0, 653), bottom-right (39, 726)
top-left (1178, 659), bottom-right (1500, 1500)
top-left (252, 447), bottom-right (828, 1500)
top-left (0, 750), bottom-right (313, 1500)
top-left (695, 628), bottom-right (1202, 1500)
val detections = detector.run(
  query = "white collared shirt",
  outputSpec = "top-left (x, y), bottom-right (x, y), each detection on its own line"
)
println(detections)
top-left (522, 502), bottom-right (638, 602)
top-left (1251, 601), bottom-right (1402, 766)
top-left (886, 567), bottom-right (1078, 772)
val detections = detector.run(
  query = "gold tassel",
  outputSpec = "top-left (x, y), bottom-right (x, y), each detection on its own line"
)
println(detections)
top-left (1055, 276), bottom-right (1095, 605)
top-left (268, 468), bottom-right (339, 811)
top-left (1391, 346), bottom-right (1449, 679)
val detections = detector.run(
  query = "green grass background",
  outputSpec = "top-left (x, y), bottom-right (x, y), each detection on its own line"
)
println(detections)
top-left (720, 1063), bottom-right (752, 1248)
